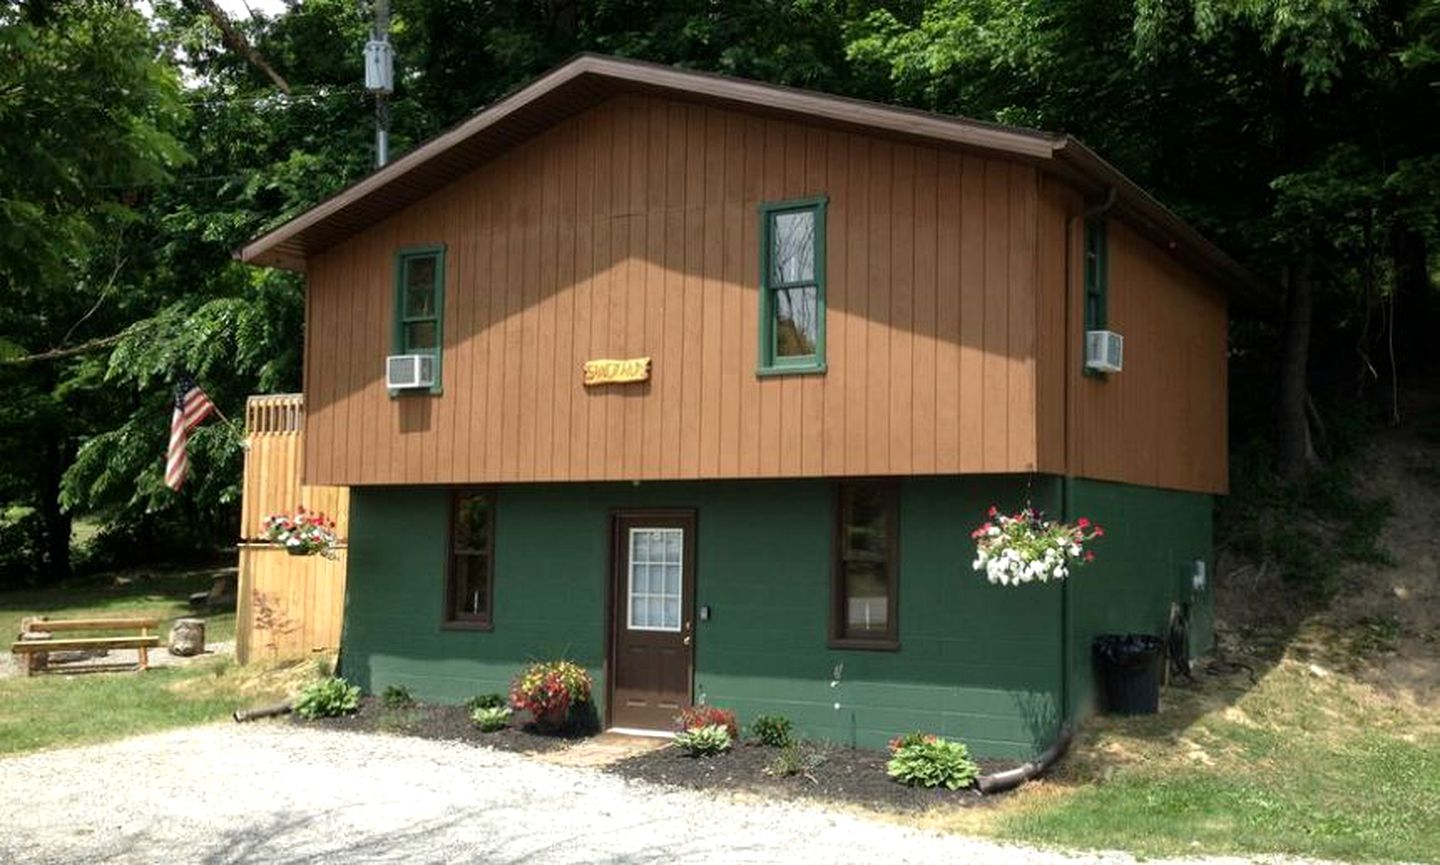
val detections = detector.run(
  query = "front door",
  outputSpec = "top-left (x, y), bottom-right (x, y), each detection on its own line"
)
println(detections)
top-left (609, 511), bottom-right (695, 730)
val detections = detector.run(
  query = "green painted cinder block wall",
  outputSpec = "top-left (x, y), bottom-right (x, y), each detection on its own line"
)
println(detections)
top-left (340, 475), bottom-right (1212, 757)
top-left (1065, 478), bottom-right (1214, 717)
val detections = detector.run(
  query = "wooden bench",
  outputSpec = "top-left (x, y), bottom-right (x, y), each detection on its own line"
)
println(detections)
top-left (11, 617), bottom-right (162, 676)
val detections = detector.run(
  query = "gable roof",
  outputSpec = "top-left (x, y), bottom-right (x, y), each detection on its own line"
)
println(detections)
top-left (238, 53), bottom-right (1269, 306)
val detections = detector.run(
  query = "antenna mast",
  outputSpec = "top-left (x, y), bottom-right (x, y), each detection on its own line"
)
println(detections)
top-left (363, 0), bottom-right (394, 167)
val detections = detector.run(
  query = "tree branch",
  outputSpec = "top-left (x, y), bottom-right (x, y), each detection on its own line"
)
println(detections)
top-left (1, 321), bottom-right (158, 366)
top-left (194, 0), bottom-right (291, 95)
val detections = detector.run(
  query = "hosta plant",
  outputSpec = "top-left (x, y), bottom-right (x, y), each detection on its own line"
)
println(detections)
top-left (262, 506), bottom-right (338, 557)
top-left (676, 704), bottom-right (739, 739)
top-left (676, 723), bottom-right (732, 757)
top-left (510, 660), bottom-right (592, 731)
top-left (886, 734), bottom-right (980, 790)
top-left (971, 506), bottom-right (1104, 586)
top-left (471, 705), bottom-right (511, 732)
top-left (294, 677), bottom-right (361, 719)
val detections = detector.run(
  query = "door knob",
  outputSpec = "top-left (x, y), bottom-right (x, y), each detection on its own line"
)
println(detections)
top-left (682, 635), bottom-right (692, 646)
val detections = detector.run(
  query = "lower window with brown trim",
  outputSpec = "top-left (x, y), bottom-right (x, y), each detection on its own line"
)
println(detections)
top-left (446, 489), bottom-right (496, 629)
top-left (831, 481), bottom-right (899, 649)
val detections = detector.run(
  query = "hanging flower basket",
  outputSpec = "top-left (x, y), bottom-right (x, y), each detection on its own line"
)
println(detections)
top-left (971, 506), bottom-right (1103, 586)
top-left (262, 507), bottom-right (338, 558)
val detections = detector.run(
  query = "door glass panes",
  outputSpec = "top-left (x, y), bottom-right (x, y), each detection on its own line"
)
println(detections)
top-left (771, 210), bottom-right (816, 284)
top-left (628, 527), bottom-right (682, 632)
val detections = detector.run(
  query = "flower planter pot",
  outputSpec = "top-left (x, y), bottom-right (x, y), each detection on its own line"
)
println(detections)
top-left (285, 545), bottom-right (312, 557)
top-left (531, 704), bottom-right (570, 731)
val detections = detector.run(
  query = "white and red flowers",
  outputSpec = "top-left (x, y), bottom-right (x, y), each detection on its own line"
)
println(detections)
top-left (971, 506), bottom-right (1103, 586)
top-left (262, 506), bottom-right (338, 557)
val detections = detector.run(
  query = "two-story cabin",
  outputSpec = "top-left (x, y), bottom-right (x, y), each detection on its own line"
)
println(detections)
top-left (240, 55), bottom-right (1264, 757)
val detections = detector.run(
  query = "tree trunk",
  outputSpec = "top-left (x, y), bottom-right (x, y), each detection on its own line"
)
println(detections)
top-left (1392, 223), bottom-right (1433, 376)
top-left (35, 435), bottom-right (73, 583)
top-left (1277, 257), bottom-right (1315, 482)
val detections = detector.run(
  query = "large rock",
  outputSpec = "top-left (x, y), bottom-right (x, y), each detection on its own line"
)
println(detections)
top-left (169, 618), bottom-right (206, 657)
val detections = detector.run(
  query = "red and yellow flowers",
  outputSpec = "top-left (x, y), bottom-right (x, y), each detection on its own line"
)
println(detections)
top-left (971, 506), bottom-right (1103, 586)
top-left (676, 704), bottom-right (739, 739)
top-left (510, 660), bottom-right (592, 731)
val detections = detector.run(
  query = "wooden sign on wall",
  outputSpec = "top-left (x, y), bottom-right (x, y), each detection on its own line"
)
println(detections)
top-left (583, 356), bottom-right (652, 386)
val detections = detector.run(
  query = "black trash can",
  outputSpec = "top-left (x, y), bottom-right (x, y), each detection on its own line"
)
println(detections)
top-left (1093, 633), bottom-right (1163, 715)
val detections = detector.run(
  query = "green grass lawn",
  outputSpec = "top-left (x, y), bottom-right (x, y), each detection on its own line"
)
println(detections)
top-left (1, 567), bottom-right (236, 646)
top-left (1, 567), bottom-right (313, 756)
top-left (931, 640), bottom-right (1440, 864)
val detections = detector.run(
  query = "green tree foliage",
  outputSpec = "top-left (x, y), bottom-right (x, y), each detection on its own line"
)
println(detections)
top-left (849, 0), bottom-right (1440, 476)
top-left (0, 0), bottom-right (187, 586)
top-left (1, 0), bottom-right (1435, 590)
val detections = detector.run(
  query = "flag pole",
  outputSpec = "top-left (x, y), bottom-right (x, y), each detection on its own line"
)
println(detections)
top-left (210, 404), bottom-right (249, 450)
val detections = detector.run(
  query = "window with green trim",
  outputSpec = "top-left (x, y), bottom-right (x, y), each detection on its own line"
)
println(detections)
top-left (1083, 218), bottom-right (1107, 331)
top-left (393, 246), bottom-right (445, 394)
top-left (1083, 218), bottom-right (1108, 377)
top-left (758, 197), bottom-right (827, 375)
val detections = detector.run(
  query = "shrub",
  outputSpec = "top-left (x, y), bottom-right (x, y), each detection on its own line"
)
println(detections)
top-left (750, 714), bottom-right (793, 747)
top-left (294, 677), bottom-right (361, 719)
top-left (764, 741), bottom-right (825, 780)
top-left (466, 693), bottom-right (507, 711)
top-left (886, 735), bottom-right (980, 790)
top-left (381, 684), bottom-right (416, 709)
top-left (471, 705), bottom-right (512, 732)
top-left (510, 660), bottom-right (592, 730)
top-left (675, 724), bottom-right (732, 757)
top-left (676, 705), bottom-right (739, 739)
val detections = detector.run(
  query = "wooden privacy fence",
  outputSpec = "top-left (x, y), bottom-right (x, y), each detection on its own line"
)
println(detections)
top-left (235, 394), bottom-right (349, 665)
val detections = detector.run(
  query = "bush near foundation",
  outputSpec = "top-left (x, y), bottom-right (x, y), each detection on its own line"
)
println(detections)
top-left (676, 705), bottom-right (738, 739)
top-left (295, 677), bottom-right (361, 719)
top-left (886, 732), bottom-right (980, 790)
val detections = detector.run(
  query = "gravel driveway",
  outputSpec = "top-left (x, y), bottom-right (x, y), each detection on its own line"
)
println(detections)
top-left (0, 724), bottom-right (1326, 865)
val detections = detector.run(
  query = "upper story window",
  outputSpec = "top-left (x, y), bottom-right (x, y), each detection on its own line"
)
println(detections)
top-left (831, 481), bottom-right (899, 650)
top-left (758, 197), bottom-right (827, 375)
top-left (1083, 218), bottom-right (1108, 332)
top-left (393, 245), bottom-right (446, 394)
top-left (446, 489), bottom-right (495, 629)
top-left (1083, 218), bottom-right (1110, 377)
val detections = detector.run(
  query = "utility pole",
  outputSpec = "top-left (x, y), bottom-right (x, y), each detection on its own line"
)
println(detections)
top-left (363, 0), bottom-right (394, 167)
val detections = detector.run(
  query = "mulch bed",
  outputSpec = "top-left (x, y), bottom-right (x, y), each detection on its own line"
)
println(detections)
top-left (292, 697), bottom-right (583, 754)
top-left (296, 699), bottom-right (1021, 812)
top-left (606, 740), bottom-right (1022, 813)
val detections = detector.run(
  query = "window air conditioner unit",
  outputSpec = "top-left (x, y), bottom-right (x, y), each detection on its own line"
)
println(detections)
top-left (386, 354), bottom-right (436, 390)
top-left (1085, 330), bottom-right (1123, 373)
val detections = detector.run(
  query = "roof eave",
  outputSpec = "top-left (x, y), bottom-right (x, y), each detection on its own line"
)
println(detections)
top-left (236, 54), bottom-right (1275, 309)
top-left (1051, 137), bottom-right (1274, 310)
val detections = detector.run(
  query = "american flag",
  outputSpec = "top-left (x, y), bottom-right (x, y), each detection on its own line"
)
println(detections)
top-left (165, 373), bottom-right (218, 491)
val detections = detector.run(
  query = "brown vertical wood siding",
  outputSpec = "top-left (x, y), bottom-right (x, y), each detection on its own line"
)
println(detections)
top-left (1062, 211), bottom-right (1230, 493)
top-left (303, 94), bottom-right (1227, 494)
top-left (304, 95), bottom-right (1048, 486)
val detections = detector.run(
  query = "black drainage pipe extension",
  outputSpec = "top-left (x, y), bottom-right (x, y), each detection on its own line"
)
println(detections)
top-left (977, 725), bottom-right (1074, 795)
top-left (233, 701), bottom-right (293, 723)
